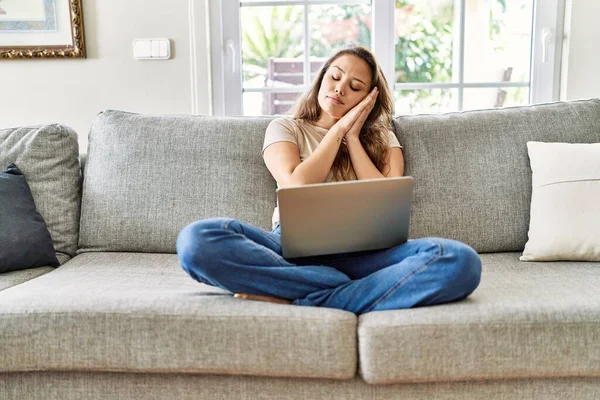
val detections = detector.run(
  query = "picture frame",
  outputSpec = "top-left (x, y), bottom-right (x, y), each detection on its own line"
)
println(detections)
top-left (0, 0), bottom-right (85, 59)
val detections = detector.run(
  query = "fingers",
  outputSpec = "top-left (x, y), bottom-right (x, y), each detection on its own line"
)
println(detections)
top-left (337, 87), bottom-right (379, 131)
top-left (357, 87), bottom-right (378, 120)
top-left (350, 87), bottom-right (379, 115)
top-left (350, 88), bottom-right (378, 119)
top-left (359, 87), bottom-right (378, 116)
top-left (345, 89), bottom-right (379, 134)
top-left (363, 87), bottom-right (378, 106)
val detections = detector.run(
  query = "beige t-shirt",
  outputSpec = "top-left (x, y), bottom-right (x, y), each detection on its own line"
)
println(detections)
top-left (262, 117), bottom-right (403, 229)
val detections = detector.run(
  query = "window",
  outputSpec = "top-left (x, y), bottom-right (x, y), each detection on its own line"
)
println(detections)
top-left (209, 0), bottom-right (565, 116)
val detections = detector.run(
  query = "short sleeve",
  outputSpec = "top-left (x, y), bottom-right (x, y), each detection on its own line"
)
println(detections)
top-left (387, 130), bottom-right (403, 149)
top-left (262, 118), bottom-right (299, 154)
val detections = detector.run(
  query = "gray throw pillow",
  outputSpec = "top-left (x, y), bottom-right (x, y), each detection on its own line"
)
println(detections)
top-left (0, 163), bottom-right (59, 273)
top-left (0, 124), bottom-right (81, 264)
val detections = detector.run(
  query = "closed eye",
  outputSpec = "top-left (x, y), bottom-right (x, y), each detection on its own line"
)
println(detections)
top-left (331, 74), bottom-right (361, 91)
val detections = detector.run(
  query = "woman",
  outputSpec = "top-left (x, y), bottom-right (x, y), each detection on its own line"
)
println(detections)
top-left (176, 46), bottom-right (481, 314)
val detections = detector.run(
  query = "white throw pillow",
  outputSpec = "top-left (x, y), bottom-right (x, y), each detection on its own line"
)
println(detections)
top-left (520, 142), bottom-right (600, 261)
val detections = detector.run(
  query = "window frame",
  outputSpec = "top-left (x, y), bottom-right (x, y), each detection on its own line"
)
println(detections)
top-left (209, 0), bottom-right (565, 116)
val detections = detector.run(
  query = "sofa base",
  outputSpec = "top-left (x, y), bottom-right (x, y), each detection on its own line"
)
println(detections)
top-left (1, 372), bottom-right (599, 399)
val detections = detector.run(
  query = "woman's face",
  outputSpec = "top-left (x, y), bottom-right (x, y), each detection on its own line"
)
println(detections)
top-left (317, 54), bottom-right (373, 120)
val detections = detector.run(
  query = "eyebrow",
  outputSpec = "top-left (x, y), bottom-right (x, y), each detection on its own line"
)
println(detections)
top-left (332, 66), bottom-right (367, 86)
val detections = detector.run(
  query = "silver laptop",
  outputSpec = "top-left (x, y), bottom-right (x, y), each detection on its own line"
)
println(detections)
top-left (277, 176), bottom-right (413, 258)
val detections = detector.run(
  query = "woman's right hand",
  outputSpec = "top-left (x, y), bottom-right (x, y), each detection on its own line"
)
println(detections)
top-left (333, 87), bottom-right (378, 139)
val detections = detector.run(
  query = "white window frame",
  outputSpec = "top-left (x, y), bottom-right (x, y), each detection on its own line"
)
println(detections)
top-left (209, 0), bottom-right (565, 116)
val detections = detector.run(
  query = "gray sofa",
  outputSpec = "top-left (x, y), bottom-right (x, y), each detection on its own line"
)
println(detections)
top-left (1, 99), bottom-right (599, 399)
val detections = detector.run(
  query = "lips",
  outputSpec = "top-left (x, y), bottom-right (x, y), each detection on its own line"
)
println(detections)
top-left (327, 96), bottom-right (343, 105)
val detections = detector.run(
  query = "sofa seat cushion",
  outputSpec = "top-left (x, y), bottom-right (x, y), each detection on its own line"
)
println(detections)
top-left (358, 252), bottom-right (600, 384)
top-left (0, 267), bottom-right (55, 291)
top-left (0, 253), bottom-right (356, 380)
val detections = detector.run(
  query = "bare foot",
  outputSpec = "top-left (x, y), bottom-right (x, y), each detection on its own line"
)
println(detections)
top-left (234, 293), bottom-right (293, 305)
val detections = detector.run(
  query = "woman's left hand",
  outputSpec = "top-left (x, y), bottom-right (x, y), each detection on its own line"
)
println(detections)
top-left (344, 87), bottom-right (378, 142)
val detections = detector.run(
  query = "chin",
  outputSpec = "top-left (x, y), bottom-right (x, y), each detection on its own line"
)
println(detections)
top-left (320, 104), bottom-right (342, 118)
top-left (319, 98), bottom-right (345, 119)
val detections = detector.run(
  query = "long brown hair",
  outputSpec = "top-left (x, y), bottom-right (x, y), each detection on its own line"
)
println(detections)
top-left (292, 46), bottom-right (394, 180)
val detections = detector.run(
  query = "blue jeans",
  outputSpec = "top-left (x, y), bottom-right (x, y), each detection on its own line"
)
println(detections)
top-left (176, 218), bottom-right (481, 315)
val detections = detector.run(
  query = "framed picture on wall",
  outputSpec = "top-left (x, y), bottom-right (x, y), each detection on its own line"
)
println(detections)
top-left (0, 0), bottom-right (85, 59)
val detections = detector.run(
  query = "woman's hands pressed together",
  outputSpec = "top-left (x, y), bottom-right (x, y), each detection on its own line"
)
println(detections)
top-left (334, 86), bottom-right (379, 143)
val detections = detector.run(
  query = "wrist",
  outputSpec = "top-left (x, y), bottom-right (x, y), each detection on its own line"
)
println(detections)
top-left (328, 125), bottom-right (346, 145)
top-left (329, 124), bottom-right (346, 138)
top-left (345, 135), bottom-right (361, 146)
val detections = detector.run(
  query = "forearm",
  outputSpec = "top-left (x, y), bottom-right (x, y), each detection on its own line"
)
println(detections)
top-left (345, 136), bottom-right (385, 180)
top-left (289, 126), bottom-right (346, 185)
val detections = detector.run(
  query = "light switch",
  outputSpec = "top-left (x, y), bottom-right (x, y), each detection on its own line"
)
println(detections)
top-left (133, 40), bottom-right (151, 59)
top-left (133, 38), bottom-right (171, 60)
top-left (151, 40), bottom-right (160, 58)
top-left (159, 40), bottom-right (168, 58)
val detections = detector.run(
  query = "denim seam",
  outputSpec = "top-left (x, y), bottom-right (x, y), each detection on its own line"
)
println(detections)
top-left (223, 219), bottom-right (289, 267)
top-left (365, 240), bottom-right (444, 313)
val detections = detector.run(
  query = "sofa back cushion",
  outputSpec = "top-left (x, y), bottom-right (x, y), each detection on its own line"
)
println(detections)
top-left (394, 99), bottom-right (600, 253)
top-left (78, 110), bottom-right (276, 253)
top-left (0, 124), bottom-right (81, 263)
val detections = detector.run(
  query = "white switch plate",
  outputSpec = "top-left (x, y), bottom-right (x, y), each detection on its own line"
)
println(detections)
top-left (133, 38), bottom-right (171, 60)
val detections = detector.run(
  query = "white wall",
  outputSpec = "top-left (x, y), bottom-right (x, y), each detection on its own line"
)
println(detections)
top-left (0, 0), bottom-right (211, 153)
top-left (561, 0), bottom-right (600, 100)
